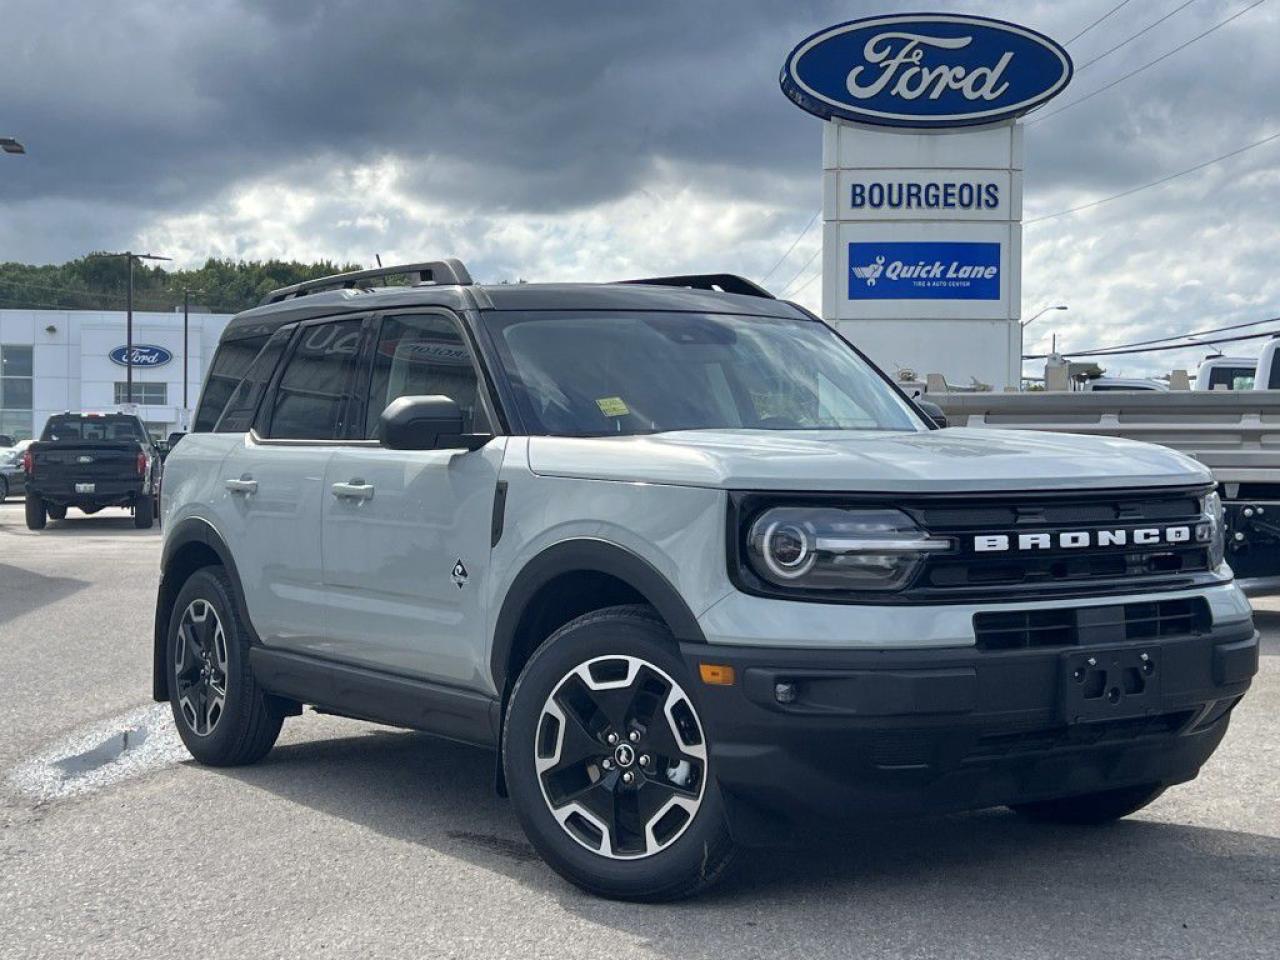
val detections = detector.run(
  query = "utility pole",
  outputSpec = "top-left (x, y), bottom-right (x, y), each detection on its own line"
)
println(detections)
top-left (93, 252), bottom-right (172, 404)
top-left (183, 289), bottom-right (190, 427)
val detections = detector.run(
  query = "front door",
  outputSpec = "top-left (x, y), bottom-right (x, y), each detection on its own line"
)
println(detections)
top-left (319, 310), bottom-right (503, 689)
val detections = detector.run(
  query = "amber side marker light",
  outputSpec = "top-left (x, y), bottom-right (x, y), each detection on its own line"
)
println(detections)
top-left (699, 663), bottom-right (736, 686)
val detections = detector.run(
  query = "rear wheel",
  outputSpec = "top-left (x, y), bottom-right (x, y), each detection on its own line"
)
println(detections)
top-left (0, 475), bottom-right (8, 500)
top-left (1010, 783), bottom-right (1165, 825)
top-left (46, 503), bottom-right (67, 521)
top-left (24, 494), bottom-right (45, 530)
top-left (167, 566), bottom-right (282, 766)
top-left (134, 494), bottom-right (154, 529)
top-left (503, 605), bottom-right (733, 901)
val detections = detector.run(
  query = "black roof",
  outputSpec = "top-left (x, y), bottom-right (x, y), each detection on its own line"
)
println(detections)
top-left (220, 277), bottom-right (811, 342)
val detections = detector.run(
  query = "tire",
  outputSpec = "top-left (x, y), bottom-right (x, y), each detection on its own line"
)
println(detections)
top-left (133, 493), bottom-right (154, 529)
top-left (503, 605), bottom-right (734, 901)
top-left (166, 566), bottom-right (282, 766)
top-left (24, 494), bottom-right (45, 530)
top-left (0, 475), bottom-right (8, 500)
top-left (46, 503), bottom-right (67, 521)
top-left (1010, 783), bottom-right (1165, 825)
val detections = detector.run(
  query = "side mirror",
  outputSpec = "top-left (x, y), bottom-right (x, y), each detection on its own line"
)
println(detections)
top-left (379, 395), bottom-right (489, 451)
top-left (916, 399), bottom-right (948, 429)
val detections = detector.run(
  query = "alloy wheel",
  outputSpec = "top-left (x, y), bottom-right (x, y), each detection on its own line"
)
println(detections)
top-left (535, 655), bottom-right (707, 859)
top-left (174, 599), bottom-right (229, 737)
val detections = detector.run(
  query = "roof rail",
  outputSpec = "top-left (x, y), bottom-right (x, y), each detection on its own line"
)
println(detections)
top-left (616, 273), bottom-right (775, 300)
top-left (260, 259), bottom-right (473, 305)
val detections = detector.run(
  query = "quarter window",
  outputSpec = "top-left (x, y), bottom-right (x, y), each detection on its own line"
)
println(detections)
top-left (263, 319), bottom-right (363, 440)
top-left (194, 335), bottom-right (269, 432)
top-left (215, 325), bottom-right (293, 433)
top-left (364, 313), bottom-right (489, 438)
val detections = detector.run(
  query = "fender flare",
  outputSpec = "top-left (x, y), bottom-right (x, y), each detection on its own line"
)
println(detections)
top-left (489, 538), bottom-right (706, 695)
top-left (152, 517), bottom-right (257, 701)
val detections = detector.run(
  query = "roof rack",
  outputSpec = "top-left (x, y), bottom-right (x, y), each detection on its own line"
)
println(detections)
top-left (260, 259), bottom-right (473, 305)
top-left (616, 273), bottom-right (775, 300)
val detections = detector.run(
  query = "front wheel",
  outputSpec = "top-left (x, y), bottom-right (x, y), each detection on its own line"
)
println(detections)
top-left (167, 566), bottom-right (282, 766)
top-left (1010, 783), bottom-right (1165, 825)
top-left (24, 494), bottom-right (45, 530)
top-left (0, 475), bottom-right (8, 500)
top-left (503, 605), bottom-right (733, 901)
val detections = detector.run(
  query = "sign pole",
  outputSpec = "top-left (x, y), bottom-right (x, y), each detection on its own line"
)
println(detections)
top-left (126, 252), bottom-right (134, 405)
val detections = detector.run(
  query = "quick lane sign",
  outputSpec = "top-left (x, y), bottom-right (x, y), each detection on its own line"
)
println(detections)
top-left (781, 14), bottom-right (1072, 129)
top-left (848, 241), bottom-right (1000, 300)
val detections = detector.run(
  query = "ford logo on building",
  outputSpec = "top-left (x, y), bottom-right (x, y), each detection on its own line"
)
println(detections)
top-left (109, 344), bottom-right (173, 367)
top-left (781, 14), bottom-right (1073, 129)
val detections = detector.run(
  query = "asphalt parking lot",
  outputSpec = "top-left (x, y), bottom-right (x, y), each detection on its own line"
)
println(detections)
top-left (1, 497), bottom-right (1278, 960)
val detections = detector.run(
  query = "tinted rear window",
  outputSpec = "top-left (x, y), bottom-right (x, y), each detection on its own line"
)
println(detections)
top-left (42, 415), bottom-right (147, 443)
top-left (193, 334), bottom-right (269, 432)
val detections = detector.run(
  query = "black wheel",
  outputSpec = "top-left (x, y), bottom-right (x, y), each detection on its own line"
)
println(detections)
top-left (46, 503), bottom-right (67, 521)
top-left (0, 474), bottom-right (8, 500)
top-left (167, 566), bottom-right (282, 766)
top-left (503, 605), bottom-right (733, 901)
top-left (24, 494), bottom-right (45, 530)
top-left (1010, 783), bottom-right (1165, 825)
top-left (133, 494), bottom-right (154, 529)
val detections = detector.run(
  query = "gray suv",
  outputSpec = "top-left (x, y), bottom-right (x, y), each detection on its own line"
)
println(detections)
top-left (154, 260), bottom-right (1257, 900)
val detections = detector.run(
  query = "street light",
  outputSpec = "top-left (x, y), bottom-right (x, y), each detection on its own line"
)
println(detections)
top-left (1021, 304), bottom-right (1068, 328)
top-left (1, 137), bottom-right (25, 155)
top-left (92, 251), bottom-right (173, 404)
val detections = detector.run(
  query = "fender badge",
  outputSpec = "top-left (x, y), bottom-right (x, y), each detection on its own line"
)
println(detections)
top-left (451, 560), bottom-right (469, 589)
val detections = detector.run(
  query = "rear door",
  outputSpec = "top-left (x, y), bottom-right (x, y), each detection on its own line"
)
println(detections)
top-left (319, 310), bottom-right (504, 687)
top-left (217, 315), bottom-right (367, 651)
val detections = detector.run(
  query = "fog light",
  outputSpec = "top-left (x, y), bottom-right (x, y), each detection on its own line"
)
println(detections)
top-left (774, 681), bottom-right (797, 704)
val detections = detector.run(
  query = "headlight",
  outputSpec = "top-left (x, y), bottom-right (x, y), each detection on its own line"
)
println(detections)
top-left (745, 506), bottom-right (952, 592)
top-left (1201, 490), bottom-right (1225, 567)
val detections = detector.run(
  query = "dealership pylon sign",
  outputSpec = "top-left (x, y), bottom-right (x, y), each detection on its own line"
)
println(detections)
top-left (780, 13), bottom-right (1072, 390)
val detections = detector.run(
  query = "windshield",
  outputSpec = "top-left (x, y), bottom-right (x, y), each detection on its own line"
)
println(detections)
top-left (42, 415), bottom-right (148, 443)
top-left (484, 311), bottom-right (923, 437)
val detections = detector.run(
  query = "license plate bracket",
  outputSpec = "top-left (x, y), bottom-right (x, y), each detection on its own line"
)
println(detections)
top-left (1060, 646), bottom-right (1162, 723)
top-left (74, 482), bottom-right (95, 494)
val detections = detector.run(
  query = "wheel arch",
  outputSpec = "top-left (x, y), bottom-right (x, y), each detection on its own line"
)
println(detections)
top-left (152, 518), bottom-right (256, 702)
top-left (490, 539), bottom-right (706, 700)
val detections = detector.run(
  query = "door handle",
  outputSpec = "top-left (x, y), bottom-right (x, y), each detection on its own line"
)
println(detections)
top-left (331, 481), bottom-right (374, 501)
top-left (224, 477), bottom-right (258, 495)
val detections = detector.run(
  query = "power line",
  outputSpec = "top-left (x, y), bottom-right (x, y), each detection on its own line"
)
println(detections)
top-left (1024, 129), bottom-right (1280, 224)
top-left (1075, 0), bottom-right (1201, 72)
top-left (787, 267), bottom-right (824, 299)
top-left (1027, 0), bottom-right (1269, 126)
top-left (1064, 0), bottom-right (1136, 46)
top-left (760, 210), bottom-right (820, 285)
top-left (1024, 323), bottom-right (1280, 359)
top-left (1057, 315), bottom-right (1280, 355)
top-left (778, 245), bottom-right (822, 297)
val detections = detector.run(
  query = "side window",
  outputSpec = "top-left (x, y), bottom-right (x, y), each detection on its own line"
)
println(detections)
top-left (364, 313), bottom-right (490, 438)
top-left (262, 319), bottom-right (364, 440)
top-left (214, 325), bottom-right (293, 433)
top-left (193, 335), bottom-right (269, 432)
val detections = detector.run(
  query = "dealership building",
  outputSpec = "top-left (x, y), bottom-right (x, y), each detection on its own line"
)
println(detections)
top-left (0, 308), bottom-right (233, 442)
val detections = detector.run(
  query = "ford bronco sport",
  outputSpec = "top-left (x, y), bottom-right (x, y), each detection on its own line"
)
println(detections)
top-left (154, 259), bottom-right (1258, 900)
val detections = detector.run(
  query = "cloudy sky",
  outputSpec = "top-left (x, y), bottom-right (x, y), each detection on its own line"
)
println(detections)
top-left (2, 0), bottom-right (1278, 377)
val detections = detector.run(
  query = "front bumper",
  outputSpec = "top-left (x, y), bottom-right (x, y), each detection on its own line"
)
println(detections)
top-left (680, 619), bottom-right (1257, 835)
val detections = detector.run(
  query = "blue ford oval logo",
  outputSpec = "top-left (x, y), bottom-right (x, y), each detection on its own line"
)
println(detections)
top-left (109, 344), bottom-right (173, 367)
top-left (781, 14), bottom-right (1072, 129)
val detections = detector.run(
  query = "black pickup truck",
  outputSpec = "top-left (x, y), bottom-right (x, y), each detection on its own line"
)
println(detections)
top-left (23, 413), bottom-right (161, 530)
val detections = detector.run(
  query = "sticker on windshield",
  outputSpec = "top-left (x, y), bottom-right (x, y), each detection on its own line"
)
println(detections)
top-left (595, 396), bottom-right (630, 418)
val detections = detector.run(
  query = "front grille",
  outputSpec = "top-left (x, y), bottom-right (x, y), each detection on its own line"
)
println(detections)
top-left (973, 597), bottom-right (1211, 650)
top-left (911, 487), bottom-right (1213, 601)
top-left (965, 710), bottom-right (1195, 761)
